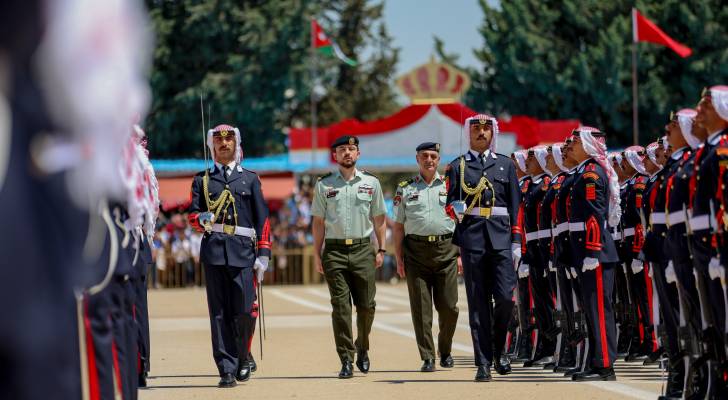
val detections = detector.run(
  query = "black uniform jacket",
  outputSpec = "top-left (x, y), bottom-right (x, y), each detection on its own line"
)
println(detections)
top-left (190, 165), bottom-right (271, 268)
top-left (446, 151), bottom-right (520, 252)
top-left (567, 158), bottom-right (619, 264)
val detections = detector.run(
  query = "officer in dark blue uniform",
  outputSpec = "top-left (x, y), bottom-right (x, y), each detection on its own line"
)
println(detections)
top-left (445, 114), bottom-right (520, 381)
top-left (565, 127), bottom-right (620, 381)
top-left (189, 124), bottom-right (272, 388)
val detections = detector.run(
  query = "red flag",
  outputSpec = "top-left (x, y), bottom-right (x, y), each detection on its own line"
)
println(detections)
top-left (311, 20), bottom-right (331, 49)
top-left (632, 8), bottom-right (692, 58)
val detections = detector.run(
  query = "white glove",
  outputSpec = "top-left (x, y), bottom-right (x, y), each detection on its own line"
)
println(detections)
top-left (570, 267), bottom-right (578, 278)
top-left (630, 259), bottom-right (644, 274)
top-left (665, 261), bottom-right (676, 284)
top-left (709, 257), bottom-right (724, 281)
top-left (254, 256), bottom-right (269, 283)
top-left (548, 261), bottom-right (556, 272)
top-left (518, 263), bottom-right (530, 279)
top-left (511, 243), bottom-right (521, 263)
top-left (582, 257), bottom-right (599, 272)
top-left (565, 267), bottom-right (572, 280)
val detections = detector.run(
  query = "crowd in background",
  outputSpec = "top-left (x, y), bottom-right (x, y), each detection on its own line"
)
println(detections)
top-left (149, 182), bottom-right (400, 287)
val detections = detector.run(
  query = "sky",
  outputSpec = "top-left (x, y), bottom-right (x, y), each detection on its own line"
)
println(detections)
top-left (382, 0), bottom-right (491, 76)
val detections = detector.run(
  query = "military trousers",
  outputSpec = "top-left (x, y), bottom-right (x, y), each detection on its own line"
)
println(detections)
top-left (204, 264), bottom-right (257, 376)
top-left (322, 241), bottom-right (376, 363)
top-left (461, 246), bottom-right (517, 366)
top-left (403, 236), bottom-right (459, 360)
top-left (576, 262), bottom-right (617, 369)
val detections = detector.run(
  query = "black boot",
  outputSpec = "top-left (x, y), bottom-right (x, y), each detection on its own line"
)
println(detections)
top-left (494, 354), bottom-right (512, 375)
top-left (247, 353), bottom-right (257, 373)
top-left (421, 359), bottom-right (436, 372)
top-left (514, 333), bottom-right (532, 362)
top-left (658, 356), bottom-right (684, 400)
top-left (235, 360), bottom-right (251, 382)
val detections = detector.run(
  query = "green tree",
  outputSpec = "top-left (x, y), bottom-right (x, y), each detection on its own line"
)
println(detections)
top-left (294, 0), bottom-right (400, 126)
top-left (468, 0), bottom-right (728, 146)
top-left (144, 0), bottom-right (399, 158)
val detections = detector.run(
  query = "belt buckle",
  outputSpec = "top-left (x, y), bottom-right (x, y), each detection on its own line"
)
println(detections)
top-left (480, 207), bottom-right (491, 218)
top-left (223, 224), bottom-right (235, 235)
top-left (345, 239), bottom-right (353, 245)
top-left (428, 235), bottom-right (436, 242)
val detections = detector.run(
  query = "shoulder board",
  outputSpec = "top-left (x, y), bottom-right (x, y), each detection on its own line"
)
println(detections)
top-left (362, 170), bottom-right (378, 179)
top-left (398, 177), bottom-right (415, 187)
top-left (317, 172), bottom-right (333, 181)
top-left (495, 152), bottom-right (509, 159)
top-left (582, 171), bottom-right (600, 181)
top-left (241, 167), bottom-right (258, 175)
top-left (635, 175), bottom-right (647, 184)
top-left (584, 163), bottom-right (597, 172)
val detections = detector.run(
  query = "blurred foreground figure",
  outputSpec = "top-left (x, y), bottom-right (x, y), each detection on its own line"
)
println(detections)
top-left (0, 0), bottom-right (153, 399)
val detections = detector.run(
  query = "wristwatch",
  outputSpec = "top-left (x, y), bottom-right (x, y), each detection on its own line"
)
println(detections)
top-left (377, 248), bottom-right (386, 254)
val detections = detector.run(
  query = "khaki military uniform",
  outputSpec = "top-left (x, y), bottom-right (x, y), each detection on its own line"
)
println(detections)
top-left (312, 169), bottom-right (386, 363)
top-left (394, 172), bottom-right (459, 360)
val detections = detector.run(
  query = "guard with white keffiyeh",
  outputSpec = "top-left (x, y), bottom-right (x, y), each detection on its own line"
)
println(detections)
top-left (445, 114), bottom-right (520, 382)
top-left (565, 126), bottom-right (620, 381)
top-left (188, 123), bottom-right (272, 388)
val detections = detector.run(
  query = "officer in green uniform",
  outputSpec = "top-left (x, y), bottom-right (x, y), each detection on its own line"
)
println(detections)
top-left (393, 142), bottom-right (459, 373)
top-left (311, 135), bottom-right (387, 379)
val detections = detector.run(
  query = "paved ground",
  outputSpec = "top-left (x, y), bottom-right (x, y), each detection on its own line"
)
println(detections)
top-left (140, 283), bottom-right (664, 400)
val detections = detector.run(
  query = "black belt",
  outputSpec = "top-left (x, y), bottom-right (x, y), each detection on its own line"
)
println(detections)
top-left (406, 233), bottom-right (453, 243)
top-left (325, 237), bottom-right (371, 246)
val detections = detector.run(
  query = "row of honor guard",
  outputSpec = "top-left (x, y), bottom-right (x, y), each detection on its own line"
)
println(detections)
top-left (507, 85), bottom-right (728, 400)
top-left (1, 0), bottom-right (165, 399)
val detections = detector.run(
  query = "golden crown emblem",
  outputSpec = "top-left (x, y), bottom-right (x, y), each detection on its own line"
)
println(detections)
top-left (396, 57), bottom-right (471, 105)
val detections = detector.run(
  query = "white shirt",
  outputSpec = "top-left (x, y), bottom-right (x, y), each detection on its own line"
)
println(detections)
top-left (214, 160), bottom-right (237, 177)
top-left (708, 130), bottom-right (724, 146)
top-left (670, 146), bottom-right (688, 160)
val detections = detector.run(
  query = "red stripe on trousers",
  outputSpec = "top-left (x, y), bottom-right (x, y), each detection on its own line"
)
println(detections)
top-left (595, 264), bottom-right (610, 368)
top-left (83, 298), bottom-right (100, 400)
top-left (111, 339), bottom-right (124, 400)
top-left (644, 263), bottom-right (657, 351)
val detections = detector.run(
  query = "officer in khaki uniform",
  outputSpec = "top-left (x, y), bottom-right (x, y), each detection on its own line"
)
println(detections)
top-left (392, 142), bottom-right (459, 373)
top-left (311, 135), bottom-right (387, 379)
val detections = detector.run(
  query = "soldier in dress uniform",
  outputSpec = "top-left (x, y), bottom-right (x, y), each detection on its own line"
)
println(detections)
top-left (188, 124), bottom-right (272, 388)
top-left (311, 135), bottom-right (387, 379)
top-left (565, 126), bottom-right (621, 381)
top-left (554, 139), bottom-right (585, 375)
top-left (521, 146), bottom-right (557, 367)
top-left (393, 142), bottom-right (459, 373)
top-left (445, 114), bottom-right (520, 381)
top-left (619, 146), bottom-right (655, 361)
top-left (511, 150), bottom-right (533, 362)
top-left (644, 111), bottom-right (693, 399)
top-left (540, 143), bottom-right (571, 370)
top-left (690, 86), bottom-right (728, 398)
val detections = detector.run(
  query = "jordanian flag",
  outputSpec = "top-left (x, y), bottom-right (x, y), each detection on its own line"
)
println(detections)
top-left (311, 19), bottom-right (357, 67)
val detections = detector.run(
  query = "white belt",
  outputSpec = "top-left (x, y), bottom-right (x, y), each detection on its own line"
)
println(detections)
top-left (525, 232), bottom-right (539, 242)
top-left (622, 227), bottom-right (635, 237)
top-left (465, 206), bottom-right (509, 217)
top-left (612, 230), bottom-right (622, 241)
top-left (689, 214), bottom-right (714, 231)
top-left (569, 222), bottom-right (585, 232)
top-left (537, 229), bottom-right (552, 239)
top-left (555, 222), bottom-right (569, 235)
top-left (667, 211), bottom-right (685, 226)
top-left (211, 224), bottom-right (256, 238)
top-left (650, 212), bottom-right (666, 225)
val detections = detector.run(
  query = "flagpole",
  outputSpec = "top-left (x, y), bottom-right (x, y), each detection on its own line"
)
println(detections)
top-left (310, 18), bottom-right (318, 171)
top-left (631, 8), bottom-right (639, 146)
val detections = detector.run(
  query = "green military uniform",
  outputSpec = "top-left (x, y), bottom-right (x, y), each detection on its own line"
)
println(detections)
top-left (394, 172), bottom-right (459, 361)
top-left (312, 168), bottom-right (386, 363)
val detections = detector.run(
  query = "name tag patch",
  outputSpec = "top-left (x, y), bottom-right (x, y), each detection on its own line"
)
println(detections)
top-left (326, 189), bottom-right (339, 198)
